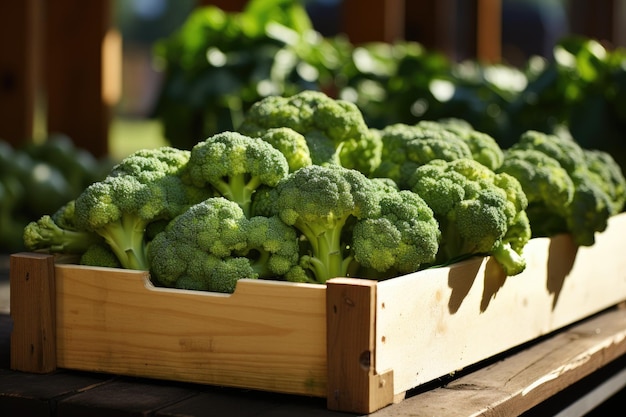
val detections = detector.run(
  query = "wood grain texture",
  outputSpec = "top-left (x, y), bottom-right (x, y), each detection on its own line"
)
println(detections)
top-left (369, 305), bottom-right (626, 417)
top-left (54, 265), bottom-right (328, 397)
top-left (326, 278), bottom-right (394, 413)
top-left (374, 212), bottom-right (626, 396)
top-left (9, 253), bottom-right (56, 373)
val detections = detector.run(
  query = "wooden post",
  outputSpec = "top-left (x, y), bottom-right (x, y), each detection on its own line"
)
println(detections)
top-left (476, 0), bottom-right (502, 62)
top-left (45, 0), bottom-right (118, 158)
top-left (326, 278), bottom-right (394, 414)
top-left (10, 252), bottom-right (57, 373)
top-left (340, 0), bottom-right (406, 44)
top-left (0, 0), bottom-right (40, 147)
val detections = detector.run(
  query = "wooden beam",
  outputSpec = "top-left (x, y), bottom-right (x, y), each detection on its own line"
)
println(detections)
top-left (0, 0), bottom-right (40, 147)
top-left (341, 0), bottom-right (406, 44)
top-left (45, 0), bottom-right (118, 158)
top-left (476, 0), bottom-right (502, 62)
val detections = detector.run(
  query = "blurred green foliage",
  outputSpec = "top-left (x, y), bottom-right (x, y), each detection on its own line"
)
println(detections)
top-left (152, 2), bottom-right (626, 177)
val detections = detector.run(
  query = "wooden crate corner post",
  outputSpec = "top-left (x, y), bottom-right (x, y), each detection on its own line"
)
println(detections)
top-left (326, 278), bottom-right (395, 414)
top-left (9, 252), bottom-right (57, 373)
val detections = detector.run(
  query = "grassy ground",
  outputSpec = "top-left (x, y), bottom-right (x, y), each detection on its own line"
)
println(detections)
top-left (108, 117), bottom-right (170, 161)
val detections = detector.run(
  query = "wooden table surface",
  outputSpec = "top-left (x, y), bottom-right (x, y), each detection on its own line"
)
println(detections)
top-left (1, 257), bottom-right (626, 416)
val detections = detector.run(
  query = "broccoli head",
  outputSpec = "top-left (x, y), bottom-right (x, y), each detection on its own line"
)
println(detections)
top-left (147, 197), bottom-right (302, 293)
top-left (421, 118), bottom-right (505, 171)
top-left (256, 127), bottom-right (313, 172)
top-left (408, 158), bottom-right (530, 276)
top-left (351, 189), bottom-right (441, 279)
top-left (371, 122), bottom-right (473, 189)
top-left (583, 149), bottom-right (626, 215)
top-left (185, 131), bottom-right (289, 217)
top-left (506, 130), bottom-right (619, 246)
top-left (497, 147), bottom-right (575, 238)
top-left (74, 147), bottom-right (212, 270)
top-left (270, 164), bottom-right (381, 283)
top-left (237, 90), bottom-right (382, 176)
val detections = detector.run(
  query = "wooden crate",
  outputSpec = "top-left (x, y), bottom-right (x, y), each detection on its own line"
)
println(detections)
top-left (9, 212), bottom-right (626, 414)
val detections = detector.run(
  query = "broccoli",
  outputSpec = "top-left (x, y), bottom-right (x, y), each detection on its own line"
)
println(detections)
top-left (184, 131), bottom-right (289, 217)
top-left (267, 164), bottom-right (380, 283)
top-left (256, 127), bottom-right (313, 173)
top-left (408, 158), bottom-right (530, 276)
top-left (237, 90), bottom-right (382, 176)
top-left (420, 119), bottom-right (505, 171)
top-left (351, 189), bottom-right (441, 279)
top-left (74, 147), bottom-right (212, 270)
top-left (147, 197), bottom-right (302, 293)
top-left (504, 130), bottom-right (620, 246)
top-left (371, 122), bottom-right (473, 189)
top-left (79, 243), bottom-right (123, 268)
top-left (23, 200), bottom-right (103, 254)
top-left (497, 147), bottom-right (575, 238)
top-left (583, 149), bottom-right (626, 215)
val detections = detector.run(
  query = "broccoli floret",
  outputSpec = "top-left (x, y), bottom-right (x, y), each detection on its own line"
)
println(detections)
top-left (408, 158), bottom-right (530, 276)
top-left (147, 197), bottom-right (302, 293)
top-left (507, 130), bottom-right (618, 246)
top-left (237, 90), bottom-right (382, 176)
top-left (185, 131), bottom-right (289, 217)
top-left (371, 122), bottom-right (473, 189)
top-left (497, 147), bottom-right (575, 238)
top-left (270, 164), bottom-right (381, 283)
top-left (23, 200), bottom-right (103, 254)
top-left (79, 243), bottom-right (122, 268)
top-left (351, 189), bottom-right (441, 279)
top-left (255, 127), bottom-right (313, 173)
top-left (422, 118), bottom-right (505, 171)
top-left (583, 149), bottom-right (626, 215)
top-left (74, 147), bottom-right (211, 270)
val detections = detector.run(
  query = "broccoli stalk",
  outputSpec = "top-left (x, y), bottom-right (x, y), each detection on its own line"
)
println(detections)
top-left (23, 200), bottom-right (103, 254)
top-left (23, 214), bottom-right (102, 254)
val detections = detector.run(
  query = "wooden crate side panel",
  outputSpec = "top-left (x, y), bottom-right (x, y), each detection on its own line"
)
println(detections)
top-left (54, 265), bottom-right (327, 396)
top-left (375, 212), bottom-right (626, 395)
top-left (9, 253), bottom-right (56, 373)
top-left (326, 278), bottom-right (394, 414)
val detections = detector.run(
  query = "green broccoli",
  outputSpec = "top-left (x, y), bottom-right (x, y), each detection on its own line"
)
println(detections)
top-left (74, 147), bottom-right (212, 270)
top-left (506, 130), bottom-right (618, 246)
top-left (79, 243), bottom-right (123, 268)
top-left (237, 90), bottom-right (382, 176)
top-left (420, 118), bottom-right (505, 171)
top-left (267, 164), bottom-right (380, 283)
top-left (371, 122), bottom-right (473, 189)
top-left (408, 158), bottom-right (530, 276)
top-left (351, 189), bottom-right (441, 279)
top-left (184, 131), bottom-right (289, 217)
top-left (23, 200), bottom-right (103, 254)
top-left (147, 197), bottom-right (302, 293)
top-left (583, 149), bottom-right (626, 215)
top-left (255, 127), bottom-right (313, 173)
top-left (497, 147), bottom-right (575, 238)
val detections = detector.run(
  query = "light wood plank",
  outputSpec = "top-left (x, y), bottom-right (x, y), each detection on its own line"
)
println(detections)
top-left (370, 305), bottom-right (626, 416)
top-left (375, 212), bottom-right (626, 396)
top-left (54, 265), bottom-right (328, 396)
